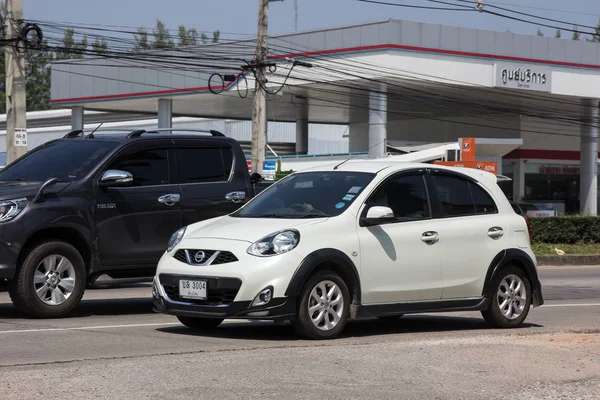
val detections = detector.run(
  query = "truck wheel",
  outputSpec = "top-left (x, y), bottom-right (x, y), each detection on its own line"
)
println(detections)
top-left (482, 266), bottom-right (532, 328)
top-left (292, 270), bottom-right (350, 340)
top-left (9, 241), bottom-right (87, 318)
top-left (177, 316), bottom-right (224, 329)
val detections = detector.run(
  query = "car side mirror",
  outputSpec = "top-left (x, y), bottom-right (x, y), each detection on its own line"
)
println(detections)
top-left (362, 206), bottom-right (395, 226)
top-left (99, 169), bottom-right (133, 187)
top-left (250, 172), bottom-right (262, 184)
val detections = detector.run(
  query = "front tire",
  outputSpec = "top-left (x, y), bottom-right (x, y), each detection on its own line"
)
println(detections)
top-left (482, 266), bottom-right (532, 328)
top-left (9, 241), bottom-right (87, 318)
top-left (292, 270), bottom-right (350, 340)
top-left (177, 316), bottom-right (224, 330)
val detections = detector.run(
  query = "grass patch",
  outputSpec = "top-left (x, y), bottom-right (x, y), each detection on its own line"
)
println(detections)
top-left (532, 243), bottom-right (600, 256)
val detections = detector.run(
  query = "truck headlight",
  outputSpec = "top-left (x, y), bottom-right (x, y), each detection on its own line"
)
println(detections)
top-left (247, 230), bottom-right (300, 257)
top-left (167, 227), bottom-right (186, 252)
top-left (0, 198), bottom-right (27, 222)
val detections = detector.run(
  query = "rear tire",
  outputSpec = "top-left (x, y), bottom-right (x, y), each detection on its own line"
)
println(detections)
top-left (9, 241), bottom-right (87, 318)
top-left (177, 316), bottom-right (224, 330)
top-left (292, 270), bottom-right (350, 340)
top-left (482, 266), bottom-right (532, 328)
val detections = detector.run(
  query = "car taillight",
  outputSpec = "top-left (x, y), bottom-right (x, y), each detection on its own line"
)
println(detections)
top-left (524, 217), bottom-right (532, 244)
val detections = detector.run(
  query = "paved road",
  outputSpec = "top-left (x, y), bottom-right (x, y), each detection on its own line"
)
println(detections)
top-left (0, 267), bottom-right (599, 399)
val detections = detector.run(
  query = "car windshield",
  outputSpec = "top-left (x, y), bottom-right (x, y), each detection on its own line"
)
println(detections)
top-left (0, 140), bottom-right (118, 182)
top-left (234, 171), bottom-right (376, 218)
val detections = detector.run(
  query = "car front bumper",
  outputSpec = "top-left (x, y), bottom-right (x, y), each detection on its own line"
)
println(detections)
top-left (152, 275), bottom-right (297, 320)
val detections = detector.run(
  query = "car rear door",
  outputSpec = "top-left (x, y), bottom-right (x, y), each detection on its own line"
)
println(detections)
top-left (95, 139), bottom-right (182, 267)
top-left (426, 170), bottom-right (507, 299)
top-left (172, 138), bottom-right (250, 227)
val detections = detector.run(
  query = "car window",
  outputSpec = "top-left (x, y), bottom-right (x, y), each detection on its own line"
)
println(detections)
top-left (432, 175), bottom-right (474, 217)
top-left (108, 149), bottom-right (169, 187)
top-left (470, 182), bottom-right (498, 214)
top-left (511, 203), bottom-right (521, 214)
top-left (233, 171), bottom-right (376, 218)
top-left (0, 140), bottom-right (118, 182)
top-left (366, 174), bottom-right (429, 220)
top-left (178, 147), bottom-right (233, 183)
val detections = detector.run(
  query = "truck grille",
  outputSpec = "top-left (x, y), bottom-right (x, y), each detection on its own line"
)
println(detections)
top-left (173, 249), bottom-right (238, 266)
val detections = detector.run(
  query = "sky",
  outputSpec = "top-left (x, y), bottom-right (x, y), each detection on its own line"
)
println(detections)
top-left (23, 0), bottom-right (600, 40)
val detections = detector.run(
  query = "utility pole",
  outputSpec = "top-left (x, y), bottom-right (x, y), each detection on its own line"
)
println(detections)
top-left (4, 0), bottom-right (27, 164)
top-left (294, 0), bottom-right (298, 31)
top-left (250, 0), bottom-right (269, 175)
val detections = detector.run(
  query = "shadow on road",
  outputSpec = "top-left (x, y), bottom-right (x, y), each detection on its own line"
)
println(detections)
top-left (0, 298), bottom-right (154, 320)
top-left (157, 315), bottom-right (544, 341)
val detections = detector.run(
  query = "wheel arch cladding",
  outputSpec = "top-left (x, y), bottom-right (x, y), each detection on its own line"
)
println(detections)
top-left (482, 248), bottom-right (543, 305)
top-left (285, 248), bottom-right (362, 304)
top-left (20, 227), bottom-right (92, 272)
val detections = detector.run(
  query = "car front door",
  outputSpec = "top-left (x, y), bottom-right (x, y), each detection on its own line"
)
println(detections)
top-left (426, 171), bottom-right (508, 299)
top-left (357, 171), bottom-right (444, 304)
top-left (95, 140), bottom-right (182, 267)
top-left (173, 140), bottom-right (250, 227)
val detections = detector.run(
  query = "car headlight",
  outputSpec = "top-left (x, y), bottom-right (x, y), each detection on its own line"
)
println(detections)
top-left (0, 198), bottom-right (27, 222)
top-left (167, 226), bottom-right (186, 252)
top-left (247, 230), bottom-right (300, 257)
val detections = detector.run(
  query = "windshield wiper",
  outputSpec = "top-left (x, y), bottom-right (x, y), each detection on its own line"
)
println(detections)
top-left (243, 214), bottom-right (295, 219)
top-left (299, 214), bottom-right (330, 218)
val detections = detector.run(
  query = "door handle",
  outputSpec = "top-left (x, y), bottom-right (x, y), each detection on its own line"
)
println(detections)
top-left (226, 191), bottom-right (246, 203)
top-left (487, 226), bottom-right (504, 239)
top-left (158, 194), bottom-right (180, 206)
top-left (421, 231), bottom-right (439, 245)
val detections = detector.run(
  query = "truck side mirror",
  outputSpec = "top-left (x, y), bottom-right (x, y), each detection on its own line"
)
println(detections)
top-left (99, 169), bottom-right (133, 187)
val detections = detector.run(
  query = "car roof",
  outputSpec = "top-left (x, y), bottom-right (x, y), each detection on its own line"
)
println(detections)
top-left (297, 160), bottom-right (498, 184)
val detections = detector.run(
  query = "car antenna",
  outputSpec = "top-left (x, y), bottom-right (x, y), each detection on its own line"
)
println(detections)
top-left (333, 138), bottom-right (387, 170)
top-left (86, 122), bottom-right (104, 138)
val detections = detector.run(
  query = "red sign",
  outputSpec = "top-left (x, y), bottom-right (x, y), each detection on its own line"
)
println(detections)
top-left (247, 160), bottom-right (252, 172)
top-left (461, 138), bottom-right (476, 162)
top-left (434, 160), bottom-right (498, 174)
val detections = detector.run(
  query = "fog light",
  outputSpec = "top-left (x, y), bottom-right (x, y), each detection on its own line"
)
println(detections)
top-left (252, 286), bottom-right (273, 307)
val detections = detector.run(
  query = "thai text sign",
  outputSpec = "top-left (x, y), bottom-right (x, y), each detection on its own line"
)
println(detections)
top-left (494, 63), bottom-right (552, 92)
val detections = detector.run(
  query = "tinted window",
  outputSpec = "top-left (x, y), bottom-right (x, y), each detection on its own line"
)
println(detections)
top-left (109, 149), bottom-right (169, 187)
top-left (433, 175), bottom-right (474, 217)
top-left (470, 182), bottom-right (497, 214)
top-left (178, 148), bottom-right (233, 183)
top-left (0, 140), bottom-right (118, 182)
top-left (234, 171), bottom-right (375, 218)
top-left (367, 174), bottom-right (429, 220)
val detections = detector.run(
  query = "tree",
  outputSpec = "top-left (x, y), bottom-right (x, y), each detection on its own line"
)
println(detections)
top-left (572, 26), bottom-right (581, 41)
top-left (212, 30), bottom-right (221, 43)
top-left (536, 28), bottom-right (544, 36)
top-left (91, 37), bottom-right (108, 54)
top-left (178, 25), bottom-right (198, 46)
top-left (151, 20), bottom-right (175, 49)
top-left (54, 28), bottom-right (88, 60)
top-left (555, 29), bottom-right (561, 39)
top-left (133, 27), bottom-right (151, 51)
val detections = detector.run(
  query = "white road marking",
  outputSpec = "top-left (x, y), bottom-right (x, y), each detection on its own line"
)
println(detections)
top-left (542, 303), bottom-right (600, 308)
top-left (0, 322), bottom-right (181, 334)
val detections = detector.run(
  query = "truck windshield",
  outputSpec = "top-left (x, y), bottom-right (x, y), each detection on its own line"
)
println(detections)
top-left (0, 140), bottom-right (118, 182)
top-left (234, 171), bottom-right (376, 218)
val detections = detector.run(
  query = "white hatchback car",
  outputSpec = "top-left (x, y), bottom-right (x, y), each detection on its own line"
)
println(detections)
top-left (153, 161), bottom-right (543, 339)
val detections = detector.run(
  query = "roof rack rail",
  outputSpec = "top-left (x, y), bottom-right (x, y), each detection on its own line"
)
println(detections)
top-left (125, 128), bottom-right (226, 139)
top-left (63, 130), bottom-right (84, 138)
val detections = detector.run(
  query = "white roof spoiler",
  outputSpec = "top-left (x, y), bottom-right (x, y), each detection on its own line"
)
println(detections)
top-left (496, 174), bottom-right (512, 182)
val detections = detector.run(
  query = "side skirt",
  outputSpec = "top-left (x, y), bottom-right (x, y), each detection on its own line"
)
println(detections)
top-left (354, 297), bottom-right (490, 319)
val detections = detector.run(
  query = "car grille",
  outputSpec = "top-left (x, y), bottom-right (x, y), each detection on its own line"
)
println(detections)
top-left (159, 274), bottom-right (242, 306)
top-left (173, 249), bottom-right (238, 266)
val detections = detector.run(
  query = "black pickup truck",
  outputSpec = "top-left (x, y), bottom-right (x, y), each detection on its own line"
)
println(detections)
top-left (0, 128), bottom-right (266, 318)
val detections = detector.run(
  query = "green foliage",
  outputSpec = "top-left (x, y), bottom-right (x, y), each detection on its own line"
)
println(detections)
top-left (528, 216), bottom-right (600, 244)
top-left (151, 20), bottom-right (175, 49)
top-left (555, 29), bottom-right (561, 39)
top-left (536, 28), bottom-right (544, 37)
top-left (275, 159), bottom-right (294, 181)
top-left (572, 26), bottom-right (581, 41)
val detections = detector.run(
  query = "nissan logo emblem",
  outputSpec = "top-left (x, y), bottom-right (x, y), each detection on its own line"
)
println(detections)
top-left (194, 251), bottom-right (206, 263)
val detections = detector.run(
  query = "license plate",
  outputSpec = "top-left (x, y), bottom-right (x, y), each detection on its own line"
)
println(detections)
top-left (179, 279), bottom-right (207, 300)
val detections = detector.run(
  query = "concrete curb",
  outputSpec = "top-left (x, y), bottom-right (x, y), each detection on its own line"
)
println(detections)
top-left (536, 255), bottom-right (600, 267)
